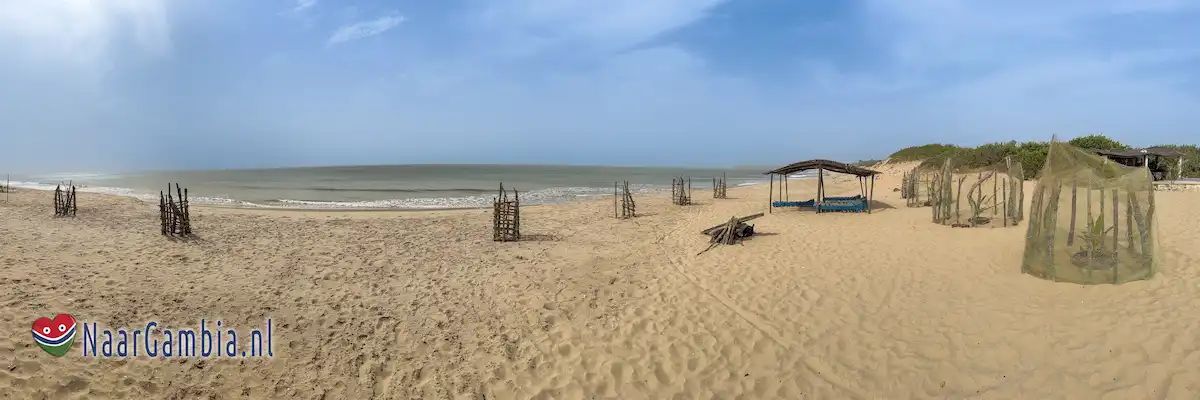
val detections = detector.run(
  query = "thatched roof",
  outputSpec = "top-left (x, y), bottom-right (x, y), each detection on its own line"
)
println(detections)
top-left (1090, 147), bottom-right (1183, 158)
top-left (765, 159), bottom-right (880, 177)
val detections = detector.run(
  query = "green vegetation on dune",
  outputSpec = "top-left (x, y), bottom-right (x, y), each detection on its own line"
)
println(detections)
top-left (887, 144), bottom-right (961, 162)
top-left (888, 134), bottom-right (1199, 179)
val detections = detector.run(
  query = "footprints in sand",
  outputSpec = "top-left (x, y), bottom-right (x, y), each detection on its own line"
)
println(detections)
top-left (357, 355), bottom-right (396, 398)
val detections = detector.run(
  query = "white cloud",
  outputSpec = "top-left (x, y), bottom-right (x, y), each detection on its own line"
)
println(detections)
top-left (467, 0), bottom-right (727, 57)
top-left (292, 0), bottom-right (317, 13)
top-left (327, 13), bottom-right (405, 46)
top-left (0, 0), bottom-right (171, 71)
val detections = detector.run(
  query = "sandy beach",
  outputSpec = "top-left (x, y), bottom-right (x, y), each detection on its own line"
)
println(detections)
top-left (3, 164), bottom-right (1200, 399)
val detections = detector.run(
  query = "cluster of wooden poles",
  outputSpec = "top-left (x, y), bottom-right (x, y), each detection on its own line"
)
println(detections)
top-left (53, 183), bottom-right (77, 217)
top-left (493, 183), bottom-right (520, 242)
top-left (160, 183), bottom-right (193, 237)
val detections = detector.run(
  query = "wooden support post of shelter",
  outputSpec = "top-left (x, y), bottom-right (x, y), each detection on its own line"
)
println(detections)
top-left (53, 182), bottom-right (77, 217)
top-left (493, 183), bottom-right (521, 241)
top-left (159, 183), bottom-right (193, 237)
top-left (768, 174), bottom-right (773, 213)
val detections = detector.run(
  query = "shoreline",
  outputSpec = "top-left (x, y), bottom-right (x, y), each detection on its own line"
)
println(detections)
top-left (5, 181), bottom-right (773, 214)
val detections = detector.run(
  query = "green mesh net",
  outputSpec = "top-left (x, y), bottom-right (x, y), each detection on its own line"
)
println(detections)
top-left (1021, 140), bottom-right (1158, 284)
top-left (930, 156), bottom-right (1025, 227)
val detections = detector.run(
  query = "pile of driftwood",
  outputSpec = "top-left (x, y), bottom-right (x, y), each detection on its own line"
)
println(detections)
top-left (697, 213), bottom-right (764, 255)
top-left (614, 180), bottom-right (635, 219)
top-left (54, 183), bottom-right (77, 217)
top-left (160, 183), bottom-right (193, 237)
top-left (493, 183), bottom-right (521, 241)
top-left (713, 172), bottom-right (727, 199)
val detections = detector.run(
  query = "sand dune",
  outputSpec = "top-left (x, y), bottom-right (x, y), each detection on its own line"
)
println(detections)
top-left (2, 170), bottom-right (1200, 399)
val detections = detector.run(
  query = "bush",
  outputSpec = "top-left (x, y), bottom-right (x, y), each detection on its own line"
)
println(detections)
top-left (892, 134), bottom-right (1182, 179)
top-left (1005, 141), bottom-right (1050, 178)
top-left (888, 144), bottom-right (960, 162)
top-left (1067, 134), bottom-right (1129, 151)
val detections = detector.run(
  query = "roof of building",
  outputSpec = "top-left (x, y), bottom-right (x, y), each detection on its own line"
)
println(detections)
top-left (764, 159), bottom-right (880, 177)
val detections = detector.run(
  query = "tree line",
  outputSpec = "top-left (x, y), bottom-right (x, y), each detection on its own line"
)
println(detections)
top-left (885, 135), bottom-right (1200, 179)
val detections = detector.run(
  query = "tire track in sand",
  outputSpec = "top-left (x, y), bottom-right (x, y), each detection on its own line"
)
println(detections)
top-left (657, 244), bottom-right (870, 400)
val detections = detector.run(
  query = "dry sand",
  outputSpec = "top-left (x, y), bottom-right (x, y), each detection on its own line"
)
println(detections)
top-left (2, 166), bottom-right (1200, 399)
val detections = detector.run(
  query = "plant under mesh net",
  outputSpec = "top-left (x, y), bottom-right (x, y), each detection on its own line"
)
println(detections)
top-left (1022, 140), bottom-right (1157, 284)
top-left (930, 156), bottom-right (1025, 227)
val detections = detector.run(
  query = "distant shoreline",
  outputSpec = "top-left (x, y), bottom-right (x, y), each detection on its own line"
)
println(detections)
top-left (2, 166), bottom-right (807, 212)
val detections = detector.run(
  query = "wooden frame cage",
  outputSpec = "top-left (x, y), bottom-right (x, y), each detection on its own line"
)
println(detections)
top-left (713, 173), bottom-right (728, 199)
top-left (160, 183), bottom-right (193, 237)
top-left (54, 183), bottom-right (77, 217)
top-left (672, 176), bottom-right (692, 205)
top-left (613, 180), bottom-right (635, 219)
top-left (930, 156), bottom-right (1025, 228)
top-left (493, 183), bottom-right (521, 241)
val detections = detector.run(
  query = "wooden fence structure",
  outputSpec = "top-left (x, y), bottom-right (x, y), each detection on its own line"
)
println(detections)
top-left (53, 183), bottom-right (77, 217)
top-left (713, 173), bottom-right (728, 199)
top-left (930, 156), bottom-right (1025, 228)
top-left (493, 183), bottom-right (521, 241)
top-left (160, 183), bottom-right (193, 237)
top-left (901, 168), bottom-right (933, 207)
top-left (614, 180), bottom-right (635, 219)
top-left (672, 176), bottom-right (692, 205)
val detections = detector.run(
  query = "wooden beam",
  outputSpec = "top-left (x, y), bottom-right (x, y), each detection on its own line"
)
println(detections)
top-left (700, 213), bottom-right (766, 235)
top-left (868, 175), bottom-right (875, 214)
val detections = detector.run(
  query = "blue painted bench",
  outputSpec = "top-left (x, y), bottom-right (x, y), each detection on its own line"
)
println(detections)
top-left (771, 199), bottom-right (815, 208)
top-left (818, 198), bottom-right (867, 213)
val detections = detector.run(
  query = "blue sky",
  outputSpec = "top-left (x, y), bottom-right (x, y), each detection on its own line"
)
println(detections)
top-left (1, 0), bottom-right (1198, 172)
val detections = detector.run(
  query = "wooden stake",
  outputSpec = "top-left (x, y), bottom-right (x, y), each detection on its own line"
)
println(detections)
top-left (1002, 178), bottom-right (1008, 227)
top-left (1126, 194), bottom-right (1135, 255)
top-left (955, 176), bottom-right (965, 225)
top-left (1112, 188), bottom-right (1119, 283)
top-left (1044, 183), bottom-right (1063, 281)
top-left (1086, 180), bottom-right (1093, 270)
top-left (1067, 178), bottom-right (1077, 246)
top-left (992, 170), bottom-right (998, 217)
top-left (1099, 184), bottom-right (1106, 250)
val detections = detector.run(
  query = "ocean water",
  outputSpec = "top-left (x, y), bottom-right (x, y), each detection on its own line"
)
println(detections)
top-left (7, 165), bottom-right (811, 209)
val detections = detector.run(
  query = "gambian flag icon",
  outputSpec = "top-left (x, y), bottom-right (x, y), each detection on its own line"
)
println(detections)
top-left (31, 314), bottom-right (77, 357)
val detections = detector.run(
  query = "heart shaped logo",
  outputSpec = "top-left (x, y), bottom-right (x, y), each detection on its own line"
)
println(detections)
top-left (31, 314), bottom-right (77, 357)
